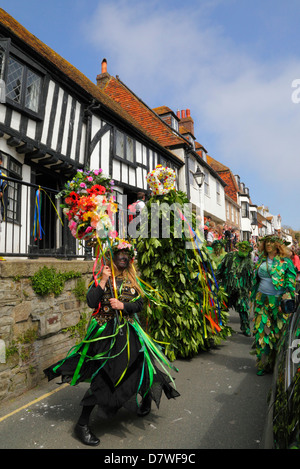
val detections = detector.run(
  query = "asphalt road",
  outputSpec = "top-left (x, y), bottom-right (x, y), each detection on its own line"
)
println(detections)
top-left (0, 310), bottom-right (273, 450)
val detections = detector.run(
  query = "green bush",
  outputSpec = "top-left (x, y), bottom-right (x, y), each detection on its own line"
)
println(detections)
top-left (31, 266), bottom-right (81, 296)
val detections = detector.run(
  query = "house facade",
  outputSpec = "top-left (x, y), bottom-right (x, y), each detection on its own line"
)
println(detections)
top-left (0, 10), bottom-right (184, 257)
top-left (153, 107), bottom-right (227, 230)
top-left (206, 155), bottom-right (240, 234)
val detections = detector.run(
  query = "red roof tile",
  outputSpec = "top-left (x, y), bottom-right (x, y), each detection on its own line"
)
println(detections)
top-left (207, 155), bottom-right (239, 203)
top-left (98, 74), bottom-right (188, 152)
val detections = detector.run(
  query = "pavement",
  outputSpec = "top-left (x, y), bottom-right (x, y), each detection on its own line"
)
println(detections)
top-left (0, 309), bottom-right (273, 450)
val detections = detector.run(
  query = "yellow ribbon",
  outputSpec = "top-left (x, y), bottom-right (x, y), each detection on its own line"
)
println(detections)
top-left (39, 186), bottom-right (64, 226)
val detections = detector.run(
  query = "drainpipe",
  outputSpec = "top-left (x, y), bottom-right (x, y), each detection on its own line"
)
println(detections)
top-left (185, 147), bottom-right (195, 200)
top-left (83, 100), bottom-right (100, 260)
top-left (84, 99), bottom-right (101, 170)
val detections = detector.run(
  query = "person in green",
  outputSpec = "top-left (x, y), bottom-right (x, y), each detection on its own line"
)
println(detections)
top-left (251, 235), bottom-right (296, 375)
top-left (216, 241), bottom-right (254, 336)
top-left (209, 239), bottom-right (226, 270)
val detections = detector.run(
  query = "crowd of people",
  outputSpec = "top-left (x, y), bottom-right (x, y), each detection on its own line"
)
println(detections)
top-left (202, 217), bottom-right (239, 252)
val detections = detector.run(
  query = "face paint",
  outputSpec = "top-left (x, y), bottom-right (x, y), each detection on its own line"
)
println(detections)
top-left (237, 249), bottom-right (249, 258)
top-left (237, 244), bottom-right (251, 258)
top-left (114, 252), bottom-right (130, 270)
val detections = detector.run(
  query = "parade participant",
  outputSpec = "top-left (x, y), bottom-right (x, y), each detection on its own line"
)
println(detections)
top-left (209, 239), bottom-right (226, 269)
top-left (44, 239), bottom-right (179, 446)
top-left (224, 225), bottom-right (232, 252)
top-left (216, 241), bottom-right (254, 336)
top-left (251, 235), bottom-right (296, 375)
top-left (206, 226), bottom-right (215, 247)
top-left (137, 165), bottom-right (231, 361)
top-left (290, 246), bottom-right (300, 273)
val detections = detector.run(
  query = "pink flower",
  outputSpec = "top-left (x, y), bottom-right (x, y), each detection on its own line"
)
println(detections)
top-left (109, 230), bottom-right (118, 239)
top-left (69, 220), bottom-right (78, 237)
top-left (87, 176), bottom-right (93, 182)
top-left (80, 182), bottom-right (86, 188)
top-left (93, 169), bottom-right (103, 176)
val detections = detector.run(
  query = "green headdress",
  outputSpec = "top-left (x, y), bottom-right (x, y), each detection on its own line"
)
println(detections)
top-left (259, 235), bottom-right (290, 246)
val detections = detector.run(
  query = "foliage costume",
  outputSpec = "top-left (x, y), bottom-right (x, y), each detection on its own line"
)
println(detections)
top-left (251, 249), bottom-right (296, 374)
top-left (136, 165), bottom-right (231, 361)
top-left (216, 242), bottom-right (254, 336)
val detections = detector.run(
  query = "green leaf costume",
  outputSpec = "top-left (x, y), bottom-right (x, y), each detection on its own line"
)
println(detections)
top-left (136, 189), bottom-right (232, 361)
top-left (216, 245), bottom-right (254, 336)
top-left (251, 254), bottom-right (297, 373)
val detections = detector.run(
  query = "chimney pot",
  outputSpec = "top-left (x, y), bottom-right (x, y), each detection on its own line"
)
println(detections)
top-left (186, 109), bottom-right (190, 117)
top-left (101, 58), bottom-right (107, 74)
top-left (181, 110), bottom-right (186, 119)
top-left (177, 110), bottom-right (180, 118)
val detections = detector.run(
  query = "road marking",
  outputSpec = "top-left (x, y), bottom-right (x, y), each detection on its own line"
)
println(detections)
top-left (0, 383), bottom-right (69, 423)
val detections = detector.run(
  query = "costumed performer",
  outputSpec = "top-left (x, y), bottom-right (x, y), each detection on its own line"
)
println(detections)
top-left (137, 164), bottom-right (231, 361)
top-left (209, 239), bottom-right (226, 270)
top-left (216, 241), bottom-right (254, 336)
top-left (44, 239), bottom-right (179, 446)
top-left (251, 235), bottom-right (296, 375)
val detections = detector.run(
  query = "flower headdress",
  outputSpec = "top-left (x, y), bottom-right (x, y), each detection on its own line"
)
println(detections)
top-left (111, 238), bottom-right (135, 259)
top-left (146, 165), bottom-right (176, 195)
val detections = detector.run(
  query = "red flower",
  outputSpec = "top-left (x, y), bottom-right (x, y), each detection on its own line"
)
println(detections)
top-left (87, 184), bottom-right (106, 196)
top-left (65, 191), bottom-right (79, 204)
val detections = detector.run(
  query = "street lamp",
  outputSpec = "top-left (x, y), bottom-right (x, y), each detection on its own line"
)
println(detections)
top-left (193, 165), bottom-right (205, 187)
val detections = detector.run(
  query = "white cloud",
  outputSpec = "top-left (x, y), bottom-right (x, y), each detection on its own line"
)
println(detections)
top-left (82, 0), bottom-right (300, 227)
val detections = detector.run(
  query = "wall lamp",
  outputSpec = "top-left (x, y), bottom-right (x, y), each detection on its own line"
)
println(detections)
top-left (193, 165), bottom-right (205, 187)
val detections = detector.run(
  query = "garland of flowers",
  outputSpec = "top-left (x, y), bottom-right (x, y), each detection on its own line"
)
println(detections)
top-left (146, 164), bottom-right (176, 195)
top-left (57, 168), bottom-right (117, 242)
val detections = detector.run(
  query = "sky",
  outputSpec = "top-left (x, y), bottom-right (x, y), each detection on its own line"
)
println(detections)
top-left (1, 0), bottom-right (300, 230)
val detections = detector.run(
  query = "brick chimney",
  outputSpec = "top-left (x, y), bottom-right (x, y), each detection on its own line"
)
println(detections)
top-left (96, 58), bottom-right (110, 89)
top-left (179, 108), bottom-right (194, 136)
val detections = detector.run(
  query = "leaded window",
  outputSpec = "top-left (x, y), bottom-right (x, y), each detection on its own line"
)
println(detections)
top-left (115, 129), bottom-right (136, 163)
top-left (0, 37), bottom-right (42, 114)
top-left (7, 56), bottom-right (41, 112)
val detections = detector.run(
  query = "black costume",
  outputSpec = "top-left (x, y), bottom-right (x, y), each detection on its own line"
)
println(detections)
top-left (44, 272), bottom-right (179, 427)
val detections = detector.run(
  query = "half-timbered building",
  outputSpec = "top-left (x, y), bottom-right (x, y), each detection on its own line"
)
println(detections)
top-left (0, 9), bottom-right (185, 258)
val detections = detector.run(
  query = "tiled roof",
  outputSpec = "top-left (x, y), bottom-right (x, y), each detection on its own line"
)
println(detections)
top-left (0, 9), bottom-right (183, 162)
top-left (99, 74), bottom-right (189, 151)
top-left (207, 155), bottom-right (239, 203)
top-left (153, 106), bottom-right (176, 116)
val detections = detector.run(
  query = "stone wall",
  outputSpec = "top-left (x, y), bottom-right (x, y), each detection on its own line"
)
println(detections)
top-left (0, 259), bottom-right (94, 404)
